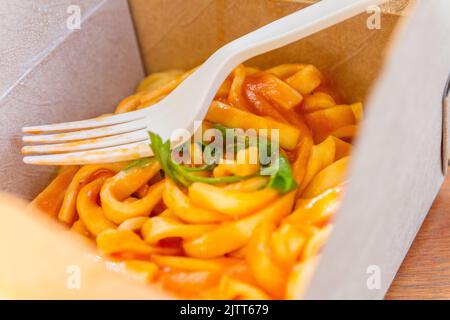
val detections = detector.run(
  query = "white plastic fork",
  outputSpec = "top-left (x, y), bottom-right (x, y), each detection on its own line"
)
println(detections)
top-left (22, 0), bottom-right (388, 165)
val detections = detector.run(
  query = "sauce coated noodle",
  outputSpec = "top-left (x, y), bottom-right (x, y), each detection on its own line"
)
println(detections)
top-left (31, 63), bottom-right (361, 299)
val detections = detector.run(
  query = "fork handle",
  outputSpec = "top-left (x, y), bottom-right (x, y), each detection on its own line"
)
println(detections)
top-left (211, 0), bottom-right (388, 64)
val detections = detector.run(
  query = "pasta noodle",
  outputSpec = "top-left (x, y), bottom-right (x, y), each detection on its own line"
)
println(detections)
top-left (31, 62), bottom-right (363, 299)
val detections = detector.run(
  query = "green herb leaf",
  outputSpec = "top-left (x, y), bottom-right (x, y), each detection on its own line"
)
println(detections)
top-left (149, 131), bottom-right (296, 192)
top-left (179, 164), bottom-right (215, 172)
top-left (149, 131), bottom-right (251, 186)
top-left (261, 155), bottom-right (297, 193)
top-left (149, 131), bottom-right (178, 182)
top-left (213, 123), bottom-right (293, 193)
top-left (174, 164), bottom-right (255, 184)
top-left (123, 157), bottom-right (153, 171)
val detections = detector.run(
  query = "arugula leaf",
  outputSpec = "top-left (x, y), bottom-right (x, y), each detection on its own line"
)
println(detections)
top-left (173, 164), bottom-right (254, 184)
top-left (149, 128), bottom-right (297, 193)
top-left (149, 131), bottom-right (296, 192)
top-left (149, 131), bottom-right (251, 186)
top-left (149, 132), bottom-right (178, 182)
top-left (179, 164), bottom-right (215, 172)
top-left (261, 155), bottom-right (297, 193)
top-left (212, 123), bottom-right (228, 136)
top-left (123, 157), bottom-right (153, 171)
top-left (213, 123), bottom-right (294, 191)
top-left (212, 123), bottom-right (275, 160)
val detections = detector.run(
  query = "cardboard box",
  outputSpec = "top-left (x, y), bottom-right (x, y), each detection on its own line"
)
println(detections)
top-left (0, 0), bottom-right (449, 299)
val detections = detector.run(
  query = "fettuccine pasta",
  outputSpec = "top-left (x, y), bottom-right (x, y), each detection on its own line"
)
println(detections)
top-left (30, 63), bottom-right (361, 299)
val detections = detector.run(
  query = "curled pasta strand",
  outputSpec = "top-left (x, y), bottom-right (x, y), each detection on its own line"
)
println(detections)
top-left (254, 73), bottom-right (304, 110)
top-left (244, 76), bottom-right (295, 124)
top-left (215, 76), bottom-right (232, 99)
top-left (332, 137), bottom-right (352, 160)
top-left (285, 64), bottom-right (322, 95)
top-left (227, 64), bottom-right (249, 110)
top-left (114, 94), bottom-right (143, 114)
top-left (350, 102), bottom-right (363, 122)
top-left (188, 182), bottom-right (279, 217)
top-left (138, 68), bottom-right (197, 108)
top-left (245, 66), bottom-right (260, 75)
top-left (304, 105), bottom-right (356, 143)
top-left (244, 197), bottom-right (333, 298)
top-left (118, 217), bottom-right (150, 232)
top-left (97, 229), bottom-right (154, 259)
top-left (103, 160), bottom-right (161, 200)
top-left (160, 270), bottom-right (222, 298)
top-left (216, 276), bottom-right (271, 300)
top-left (285, 256), bottom-right (321, 300)
top-left (215, 65), bottom-right (258, 100)
top-left (115, 69), bottom-right (195, 113)
top-left (223, 176), bottom-right (268, 192)
top-left (206, 101), bottom-right (301, 150)
top-left (137, 95), bottom-right (167, 110)
top-left (270, 223), bottom-right (318, 268)
top-left (299, 136), bottom-right (337, 194)
top-left (58, 163), bottom-right (127, 225)
top-left (158, 209), bottom-right (179, 219)
top-left (100, 160), bottom-right (163, 224)
top-left (28, 165), bottom-right (79, 217)
top-left (246, 221), bottom-right (288, 299)
top-left (163, 179), bottom-right (229, 224)
top-left (77, 173), bottom-right (116, 236)
top-left (244, 73), bottom-right (312, 138)
top-left (265, 64), bottom-right (306, 80)
top-left (302, 92), bottom-right (337, 113)
top-left (301, 157), bottom-right (349, 198)
top-left (213, 146), bottom-right (260, 178)
top-left (330, 125), bottom-right (358, 141)
top-left (301, 224), bottom-right (333, 261)
top-left (183, 192), bottom-right (295, 258)
top-left (227, 246), bottom-right (247, 259)
top-left (157, 260), bottom-right (258, 299)
top-left (291, 136), bottom-right (313, 188)
top-left (288, 186), bottom-right (343, 226)
top-left (141, 216), bottom-right (216, 246)
top-left (101, 180), bottom-right (164, 224)
top-left (136, 70), bottom-right (184, 93)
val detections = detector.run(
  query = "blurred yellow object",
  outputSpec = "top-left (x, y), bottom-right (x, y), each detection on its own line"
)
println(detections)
top-left (0, 193), bottom-right (170, 299)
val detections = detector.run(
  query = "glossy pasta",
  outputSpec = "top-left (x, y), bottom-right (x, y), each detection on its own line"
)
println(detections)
top-left (30, 63), bottom-right (361, 299)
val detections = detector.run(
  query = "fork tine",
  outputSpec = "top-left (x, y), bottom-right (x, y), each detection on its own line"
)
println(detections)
top-left (23, 119), bottom-right (147, 143)
top-left (22, 108), bottom-right (149, 134)
top-left (23, 142), bottom-right (153, 165)
top-left (21, 130), bottom-right (149, 155)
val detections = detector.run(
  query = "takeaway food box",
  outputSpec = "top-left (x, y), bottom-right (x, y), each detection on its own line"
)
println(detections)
top-left (0, 0), bottom-right (449, 299)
